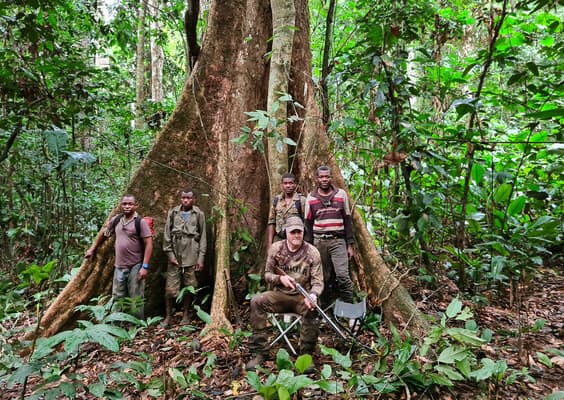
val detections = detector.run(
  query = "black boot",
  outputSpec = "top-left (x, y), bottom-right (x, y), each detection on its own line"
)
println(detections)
top-left (245, 353), bottom-right (265, 371)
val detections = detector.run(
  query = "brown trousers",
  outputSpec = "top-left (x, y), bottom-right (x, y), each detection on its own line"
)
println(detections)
top-left (249, 291), bottom-right (319, 354)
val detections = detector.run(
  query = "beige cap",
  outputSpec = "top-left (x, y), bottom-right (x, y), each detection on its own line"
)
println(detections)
top-left (285, 216), bottom-right (304, 232)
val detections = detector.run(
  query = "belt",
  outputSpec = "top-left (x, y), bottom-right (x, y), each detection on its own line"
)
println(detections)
top-left (314, 233), bottom-right (342, 239)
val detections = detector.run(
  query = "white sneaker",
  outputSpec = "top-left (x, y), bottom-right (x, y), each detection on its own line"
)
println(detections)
top-left (348, 318), bottom-right (356, 329)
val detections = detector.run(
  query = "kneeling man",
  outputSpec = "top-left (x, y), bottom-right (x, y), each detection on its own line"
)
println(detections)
top-left (246, 216), bottom-right (323, 370)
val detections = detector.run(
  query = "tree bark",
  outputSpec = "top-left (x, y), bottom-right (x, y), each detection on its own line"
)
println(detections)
top-left (266, 0), bottom-right (295, 196)
top-left (36, 0), bottom-right (427, 341)
top-left (149, 0), bottom-right (164, 102)
top-left (134, 0), bottom-right (146, 130)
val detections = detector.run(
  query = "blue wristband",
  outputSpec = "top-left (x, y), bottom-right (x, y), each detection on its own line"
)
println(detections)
top-left (142, 263), bottom-right (150, 270)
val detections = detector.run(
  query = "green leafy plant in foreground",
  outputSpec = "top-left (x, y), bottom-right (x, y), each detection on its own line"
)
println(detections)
top-left (246, 348), bottom-right (342, 400)
top-left (2, 299), bottom-right (159, 399)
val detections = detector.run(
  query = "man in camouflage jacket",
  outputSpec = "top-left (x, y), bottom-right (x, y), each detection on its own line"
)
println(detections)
top-left (162, 189), bottom-right (207, 325)
top-left (246, 216), bottom-right (324, 371)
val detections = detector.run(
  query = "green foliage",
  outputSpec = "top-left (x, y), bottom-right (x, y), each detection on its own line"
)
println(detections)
top-left (309, 0), bottom-right (563, 295)
top-left (246, 349), bottom-right (340, 400)
top-left (234, 93), bottom-right (302, 153)
top-left (1, 296), bottom-right (158, 399)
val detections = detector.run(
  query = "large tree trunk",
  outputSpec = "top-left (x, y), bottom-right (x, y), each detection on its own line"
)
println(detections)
top-left (36, 0), bottom-right (426, 340)
top-left (149, 0), bottom-right (164, 102)
top-left (266, 0), bottom-right (295, 195)
top-left (134, 0), bottom-right (146, 130)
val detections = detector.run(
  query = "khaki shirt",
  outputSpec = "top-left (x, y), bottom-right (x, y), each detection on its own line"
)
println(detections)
top-left (163, 205), bottom-right (207, 267)
top-left (267, 192), bottom-right (306, 236)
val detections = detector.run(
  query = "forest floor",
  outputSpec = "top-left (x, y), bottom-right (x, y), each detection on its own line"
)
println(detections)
top-left (4, 268), bottom-right (563, 399)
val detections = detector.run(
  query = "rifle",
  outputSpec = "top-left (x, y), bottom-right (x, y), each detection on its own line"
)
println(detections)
top-left (272, 266), bottom-right (348, 341)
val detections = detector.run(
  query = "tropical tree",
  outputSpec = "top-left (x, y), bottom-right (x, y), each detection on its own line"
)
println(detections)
top-left (36, 0), bottom-right (427, 339)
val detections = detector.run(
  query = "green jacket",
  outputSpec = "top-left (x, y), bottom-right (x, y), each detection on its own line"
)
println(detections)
top-left (163, 205), bottom-right (207, 267)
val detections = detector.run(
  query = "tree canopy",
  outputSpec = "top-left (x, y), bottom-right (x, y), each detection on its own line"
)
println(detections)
top-left (0, 0), bottom-right (562, 398)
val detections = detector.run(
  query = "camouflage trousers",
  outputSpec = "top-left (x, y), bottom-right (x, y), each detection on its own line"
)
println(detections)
top-left (249, 291), bottom-right (319, 354)
top-left (112, 264), bottom-right (145, 319)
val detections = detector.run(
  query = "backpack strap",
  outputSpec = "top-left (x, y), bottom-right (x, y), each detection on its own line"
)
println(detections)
top-left (110, 213), bottom-right (143, 238)
top-left (109, 213), bottom-right (124, 233)
top-left (295, 197), bottom-right (303, 220)
top-left (272, 195), bottom-right (280, 207)
top-left (134, 215), bottom-right (142, 237)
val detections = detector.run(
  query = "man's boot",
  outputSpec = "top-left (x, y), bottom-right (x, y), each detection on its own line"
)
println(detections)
top-left (246, 328), bottom-right (268, 370)
top-left (245, 353), bottom-right (265, 371)
top-left (299, 342), bottom-right (317, 374)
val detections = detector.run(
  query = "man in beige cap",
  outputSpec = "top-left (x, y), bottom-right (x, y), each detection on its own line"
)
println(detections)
top-left (246, 216), bottom-right (324, 371)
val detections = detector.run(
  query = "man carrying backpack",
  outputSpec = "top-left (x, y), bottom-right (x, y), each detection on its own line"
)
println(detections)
top-left (162, 188), bottom-right (207, 326)
top-left (267, 172), bottom-right (307, 252)
top-left (85, 194), bottom-right (153, 319)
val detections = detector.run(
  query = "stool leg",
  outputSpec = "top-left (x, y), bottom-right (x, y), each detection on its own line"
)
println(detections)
top-left (269, 315), bottom-right (299, 355)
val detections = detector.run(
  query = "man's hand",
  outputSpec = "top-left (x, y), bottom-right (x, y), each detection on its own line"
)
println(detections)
top-left (304, 293), bottom-right (317, 311)
top-left (347, 245), bottom-right (355, 259)
top-left (138, 267), bottom-right (149, 280)
top-left (195, 262), bottom-right (203, 271)
top-left (169, 257), bottom-right (179, 266)
top-left (84, 247), bottom-right (96, 258)
top-left (280, 275), bottom-right (296, 290)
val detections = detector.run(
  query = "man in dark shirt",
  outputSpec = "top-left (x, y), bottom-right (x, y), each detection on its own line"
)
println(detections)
top-left (85, 194), bottom-right (153, 318)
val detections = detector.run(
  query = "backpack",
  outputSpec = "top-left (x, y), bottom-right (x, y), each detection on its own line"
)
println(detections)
top-left (110, 214), bottom-right (155, 238)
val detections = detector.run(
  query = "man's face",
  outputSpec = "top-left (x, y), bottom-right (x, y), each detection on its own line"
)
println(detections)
top-left (120, 196), bottom-right (138, 216)
top-left (181, 192), bottom-right (195, 209)
top-left (316, 170), bottom-right (331, 190)
top-left (286, 229), bottom-right (304, 247)
top-left (281, 178), bottom-right (296, 196)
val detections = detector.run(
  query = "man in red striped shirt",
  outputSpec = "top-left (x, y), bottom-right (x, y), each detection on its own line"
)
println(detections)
top-left (304, 166), bottom-right (355, 305)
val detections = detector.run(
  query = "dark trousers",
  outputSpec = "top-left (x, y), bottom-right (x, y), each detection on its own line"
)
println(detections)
top-left (314, 237), bottom-right (354, 304)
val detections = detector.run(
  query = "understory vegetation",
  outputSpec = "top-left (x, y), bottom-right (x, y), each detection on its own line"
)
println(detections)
top-left (0, 0), bottom-right (562, 398)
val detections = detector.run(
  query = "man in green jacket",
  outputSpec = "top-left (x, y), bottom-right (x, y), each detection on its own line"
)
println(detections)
top-left (163, 189), bottom-right (207, 326)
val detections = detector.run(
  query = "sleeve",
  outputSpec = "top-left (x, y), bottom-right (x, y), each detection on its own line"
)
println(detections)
top-left (197, 211), bottom-right (207, 264)
top-left (267, 197), bottom-right (276, 225)
top-left (104, 215), bottom-right (119, 237)
top-left (264, 245), bottom-right (281, 287)
top-left (303, 194), bottom-right (314, 243)
top-left (342, 190), bottom-right (354, 245)
top-left (309, 247), bottom-right (324, 297)
top-left (139, 218), bottom-right (152, 238)
top-left (163, 210), bottom-right (174, 257)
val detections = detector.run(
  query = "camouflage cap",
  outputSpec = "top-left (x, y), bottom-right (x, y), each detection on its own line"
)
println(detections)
top-left (285, 216), bottom-right (304, 232)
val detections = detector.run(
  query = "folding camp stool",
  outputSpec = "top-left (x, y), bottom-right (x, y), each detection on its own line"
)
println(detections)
top-left (268, 313), bottom-right (302, 355)
top-left (333, 297), bottom-right (367, 334)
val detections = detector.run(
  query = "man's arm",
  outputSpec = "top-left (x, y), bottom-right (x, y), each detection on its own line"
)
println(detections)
top-left (138, 235), bottom-right (153, 280)
top-left (85, 216), bottom-right (117, 258)
top-left (162, 209), bottom-right (175, 260)
top-left (309, 250), bottom-right (324, 298)
top-left (266, 198), bottom-right (277, 248)
top-left (266, 224), bottom-right (275, 250)
top-left (342, 190), bottom-right (355, 258)
top-left (264, 246), bottom-right (282, 287)
top-left (196, 211), bottom-right (207, 271)
top-left (303, 194), bottom-right (314, 243)
top-left (84, 232), bottom-right (107, 258)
